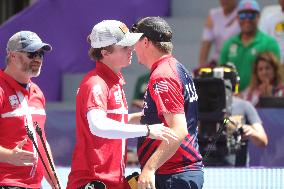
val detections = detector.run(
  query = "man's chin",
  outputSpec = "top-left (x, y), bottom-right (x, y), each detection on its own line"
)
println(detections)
top-left (28, 70), bottom-right (41, 78)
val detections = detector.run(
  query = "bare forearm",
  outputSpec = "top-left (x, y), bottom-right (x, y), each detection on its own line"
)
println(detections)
top-left (142, 139), bottom-right (182, 172)
top-left (142, 113), bottom-right (187, 171)
top-left (137, 113), bottom-right (189, 188)
top-left (243, 123), bottom-right (268, 147)
top-left (131, 100), bottom-right (144, 109)
top-left (128, 112), bottom-right (142, 124)
top-left (199, 41), bottom-right (211, 66)
top-left (250, 129), bottom-right (268, 147)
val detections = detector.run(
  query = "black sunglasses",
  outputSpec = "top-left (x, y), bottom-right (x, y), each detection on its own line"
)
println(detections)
top-left (23, 51), bottom-right (45, 59)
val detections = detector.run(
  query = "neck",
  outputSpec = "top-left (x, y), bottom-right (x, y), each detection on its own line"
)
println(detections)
top-left (147, 51), bottom-right (171, 70)
top-left (101, 60), bottom-right (121, 74)
top-left (4, 66), bottom-right (29, 84)
top-left (241, 31), bottom-right (257, 45)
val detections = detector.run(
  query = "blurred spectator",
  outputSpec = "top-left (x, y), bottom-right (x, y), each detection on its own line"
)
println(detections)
top-left (131, 72), bottom-right (149, 110)
top-left (199, 0), bottom-right (240, 67)
top-left (223, 64), bottom-right (268, 167)
top-left (259, 4), bottom-right (281, 26)
top-left (242, 52), bottom-right (284, 106)
top-left (259, 0), bottom-right (284, 65)
top-left (219, 0), bottom-right (281, 92)
top-left (228, 95), bottom-right (268, 166)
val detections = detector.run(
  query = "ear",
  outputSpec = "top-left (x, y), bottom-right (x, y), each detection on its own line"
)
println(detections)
top-left (101, 49), bottom-right (109, 58)
top-left (143, 37), bottom-right (151, 48)
top-left (8, 51), bottom-right (16, 59)
top-left (86, 35), bottom-right (91, 44)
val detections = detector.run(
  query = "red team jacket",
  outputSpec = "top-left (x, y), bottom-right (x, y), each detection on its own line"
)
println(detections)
top-left (67, 62), bottom-right (130, 189)
top-left (0, 70), bottom-right (48, 188)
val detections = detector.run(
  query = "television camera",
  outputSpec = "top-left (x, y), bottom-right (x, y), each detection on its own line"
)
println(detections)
top-left (194, 65), bottom-right (244, 166)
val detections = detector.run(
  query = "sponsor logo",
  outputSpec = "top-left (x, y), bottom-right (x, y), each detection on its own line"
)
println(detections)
top-left (251, 48), bottom-right (257, 56)
top-left (8, 95), bottom-right (19, 108)
top-left (114, 90), bottom-right (123, 104)
top-left (119, 23), bottom-right (129, 34)
top-left (274, 22), bottom-right (284, 36)
top-left (229, 44), bottom-right (238, 57)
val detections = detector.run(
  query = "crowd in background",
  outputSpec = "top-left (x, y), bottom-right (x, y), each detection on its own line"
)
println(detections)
top-left (199, 0), bottom-right (284, 104)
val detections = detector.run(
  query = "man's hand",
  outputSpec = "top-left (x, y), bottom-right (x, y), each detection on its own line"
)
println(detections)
top-left (241, 124), bottom-right (255, 140)
top-left (241, 123), bottom-right (268, 147)
top-left (138, 168), bottom-right (156, 189)
top-left (148, 124), bottom-right (178, 144)
top-left (7, 138), bottom-right (36, 166)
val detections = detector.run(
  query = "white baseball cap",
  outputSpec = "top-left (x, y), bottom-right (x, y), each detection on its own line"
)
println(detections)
top-left (89, 20), bottom-right (143, 48)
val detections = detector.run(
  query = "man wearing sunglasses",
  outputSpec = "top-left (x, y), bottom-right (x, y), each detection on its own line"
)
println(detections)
top-left (0, 31), bottom-right (59, 188)
top-left (219, 0), bottom-right (281, 92)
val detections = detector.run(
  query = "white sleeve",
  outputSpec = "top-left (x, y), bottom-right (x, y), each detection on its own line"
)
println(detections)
top-left (259, 14), bottom-right (273, 34)
top-left (202, 27), bottom-right (214, 41)
top-left (202, 9), bottom-right (214, 41)
top-left (87, 109), bottom-right (148, 139)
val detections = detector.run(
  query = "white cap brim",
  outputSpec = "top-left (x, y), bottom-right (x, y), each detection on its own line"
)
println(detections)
top-left (116, 32), bottom-right (143, 47)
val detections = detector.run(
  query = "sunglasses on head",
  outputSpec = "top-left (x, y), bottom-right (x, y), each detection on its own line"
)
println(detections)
top-left (238, 12), bottom-right (258, 21)
top-left (23, 51), bottom-right (45, 59)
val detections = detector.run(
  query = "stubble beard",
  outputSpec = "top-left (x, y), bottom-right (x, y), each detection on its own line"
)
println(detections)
top-left (22, 60), bottom-right (42, 78)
